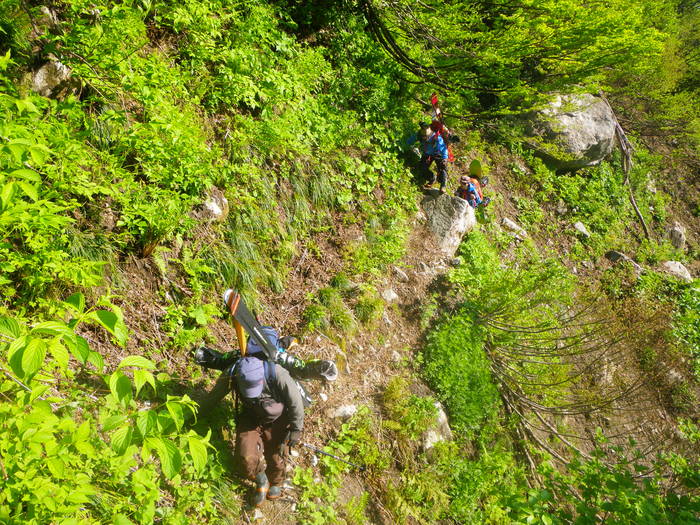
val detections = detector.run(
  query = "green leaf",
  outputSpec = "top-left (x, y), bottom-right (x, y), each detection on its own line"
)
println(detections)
top-left (74, 420), bottom-right (91, 443)
top-left (188, 436), bottom-right (208, 473)
top-left (64, 292), bottom-right (85, 314)
top-left (21, 338), bottom-right (47, 377)
top-left (7, 143), bottom-right (25, 163)
top-left (102, 414), bottom-right (128, 432)
top-left (111, 425), bottom-right (133, 455)
top-left (0, 315), bottom-right (21, 338)
top-left (29, 145), bottom-right (50, 165)
top-left (152, 437), bottom-right (181, 479)
top-left (192, 306), bottom-right (207, 326)
top-left (113, 514), bottom-right (136, 525)
top-left (10, 168), bottom-right (41, 182)
top-left (166, 399), bottom-right (184, 431)
top-left (117, 355), bottom-right (156, 370)
top-left (88, 309), bottom-right (128, 346)
top-left (17, 181), bottom-right (38, 201)
top-left (30, 384), bottom-right (49, 402)
top-left (133, 369), bottom-right (155, 396)
top-left (109, 371), bottom-right (132, 406)
top-left (87, 351), bottom-right (104, 373)
top-left (136, 409), bottom-right (157, 438)
top-left (48, 337), bottom-right (69, 370)
top-left (46, 457), bottom-right (65, 478)
top-left (31, 321), bottom-right (73, 337)
top-left (63, 334), bottom-right (90, 364)
top-left (7, 335), bottom-right (27, 377)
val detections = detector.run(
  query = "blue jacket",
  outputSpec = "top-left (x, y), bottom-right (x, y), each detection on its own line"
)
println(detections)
top-left (455, 183), bottom-right (481, 207)
top-left (423, 133), bottom-right (449, 160)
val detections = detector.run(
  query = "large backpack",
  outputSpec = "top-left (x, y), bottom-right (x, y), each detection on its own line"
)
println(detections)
top-left (245, 326), bottom-right (280, 356)
top-left (230, 355), bottom-right (283, 424)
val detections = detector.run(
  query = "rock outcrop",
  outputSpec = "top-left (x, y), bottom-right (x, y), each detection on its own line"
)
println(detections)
top-left (525, 93), bottom-right (617, 171)
top-left (31, 59), bottom-right (79, 99)
top-left (198, 187), bottom-right (229, 222)
top-left (660, 261), bottom-right (693, 282)
top-left (668, 222), bottom-right (687, 251)
top-left (574, 221), bottom-right (591, 238)
top-left (500, 217), bottom-right (527, 239)
top-left (421, 192), bottom-right (476, 256)
top-left (605, 250), bottom-right (644, 275)
top-left (422, 401), bottom-right (453, 451)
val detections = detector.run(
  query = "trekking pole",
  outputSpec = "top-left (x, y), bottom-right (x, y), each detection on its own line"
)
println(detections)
top-left (301, 443), bottom-right (366, 471)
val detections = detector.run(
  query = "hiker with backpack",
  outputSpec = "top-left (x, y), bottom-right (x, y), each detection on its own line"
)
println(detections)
top-left (197, 332), bottom-right (305, 506)
top-left (455, 175), bottom-right (490, 208)
top-left (418, 121), bottom-right (450, 193)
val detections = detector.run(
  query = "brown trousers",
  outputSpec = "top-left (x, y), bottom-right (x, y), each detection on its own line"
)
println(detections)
top-left (236, 414), bottom-right (289, 485)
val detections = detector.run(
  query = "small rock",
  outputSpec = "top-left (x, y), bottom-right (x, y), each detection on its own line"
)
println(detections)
top-left (581, 260), bottom-right (593, 270)
top-left (382, 311), bottom-right (393, 326)
top-left (666, 368), bottom-right (684, 385)
top-left (310, 455), bottom-right (319, 467)
top-left (556, 200), bottom-right (568, 215)
top-left (415, 209), bottom-right (427, 222)
top-left (573, 221), bottom-right (591, 238)
top-left (333, 405), bottom-right (357, 420)
top-left (646, 178), bottom-right (657, 194)
top-left (392, 266), bottom-right (410, 283)
top-left (448, 256), bottom-right (463, 267)
top-left (605, 250), bottom-right (644, 275)
top-left (253, 509), bottom-right (264, 520)
top-left (668, 222), bottom-right (687, 251)
top-left (319, 393), bottom-right (328, 402)
top-left (500, 217), bottom-right (527, 237)
top-left (605, 250), bottom-right (627, 263)
top-left (381, 289), bottom-right (399, 303)
top-left (417, 262), bottom-right (431, 273)
top-left (290, 449), bottom-right (299, 458)
top-left (391, 351), bottom-right (402, 363)
top-left (200, 187), bottom-right (229, 222)
top-left (660, 261), bottom-right (693, 282)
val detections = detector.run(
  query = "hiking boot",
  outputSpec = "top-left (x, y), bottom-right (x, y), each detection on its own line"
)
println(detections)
top-left (253, 472), bottom-right (269, 507)
top-left (267, 485), bottom-right (283, 500)
top-left (439, 184), bottom-right (446, 193)
top-left (422, 182), bottom-right (433, 190)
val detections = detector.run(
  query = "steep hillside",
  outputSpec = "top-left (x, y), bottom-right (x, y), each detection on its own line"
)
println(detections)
top-left (1, 1), bottom-right (698, 524)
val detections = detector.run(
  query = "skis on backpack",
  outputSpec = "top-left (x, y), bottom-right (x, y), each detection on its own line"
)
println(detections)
top-left (223, 289), bottom-right (277, 362)
top-left (221, 289), bottom-right (339, 382)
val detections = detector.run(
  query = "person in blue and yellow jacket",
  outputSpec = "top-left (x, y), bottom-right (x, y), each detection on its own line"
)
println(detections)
top-left (418, 122), bottom-right (450, 193)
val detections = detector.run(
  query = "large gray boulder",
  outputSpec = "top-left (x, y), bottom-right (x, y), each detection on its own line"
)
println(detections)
top-left (525, 93), bottom-right (617, 171)
top-left (31, 60), bottom-right (79, 99)
top-left (421, 192), bottom-right (476, 256)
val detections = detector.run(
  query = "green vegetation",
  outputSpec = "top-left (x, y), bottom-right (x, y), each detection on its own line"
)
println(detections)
top-left (0, 0), bottom-right (698, 523)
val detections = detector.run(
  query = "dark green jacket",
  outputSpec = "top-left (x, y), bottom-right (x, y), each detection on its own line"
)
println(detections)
top-left (198, 363), bottom-right (304, 432)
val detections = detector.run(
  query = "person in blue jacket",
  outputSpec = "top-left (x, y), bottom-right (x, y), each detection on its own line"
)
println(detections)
top-left (418, 122), bottom-right (449, 192)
